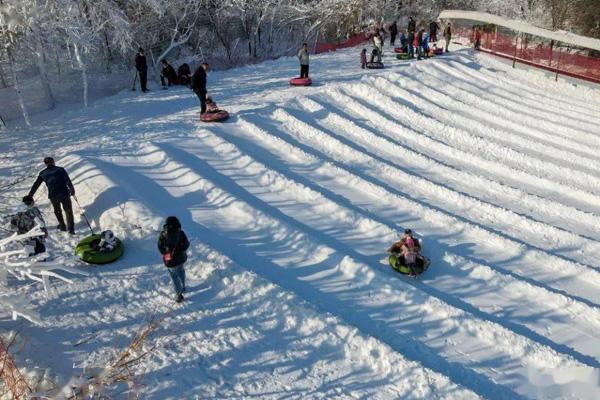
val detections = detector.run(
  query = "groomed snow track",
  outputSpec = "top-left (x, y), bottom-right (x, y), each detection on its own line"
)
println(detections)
top-left (3, 47), bottom-right (600, 399)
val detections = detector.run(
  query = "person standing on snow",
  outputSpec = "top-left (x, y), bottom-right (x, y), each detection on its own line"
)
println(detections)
top-left (135, 47), bottom-right (148, 93)
top-left (27, 157), bottom-right (76, 235)
top-left (407, 16), bottom-right (416, 57)
top-left (389, 20), bottom-right (398, 46)
top-left (298, 43), bottom-right (310, 78)
top-left (158, 216), bottom-right (190, 303)
top-left (416, 28), bottom-right (425, 60)
top-left (429, 20), bottom-right (440, 42)
top-left (191, 62), bottom-right (209, 114)
top-left (444, 23), bottom-right (452, 52)
top-left (373, 33), bottom-right (384, 58)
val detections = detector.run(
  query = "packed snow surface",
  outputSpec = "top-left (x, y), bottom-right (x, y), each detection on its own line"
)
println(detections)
top-left (2, 44), bottom-right (600, 399)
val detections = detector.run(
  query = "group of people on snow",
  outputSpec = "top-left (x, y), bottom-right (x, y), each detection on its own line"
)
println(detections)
top-left (361, 17), bottom-right (452, 66)
top-left (135, 48), bottom-right (193, 91)
top-left (6, 156), bottom-right (192, 303)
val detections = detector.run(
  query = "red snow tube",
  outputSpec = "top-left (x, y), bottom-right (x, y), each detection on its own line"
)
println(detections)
top-left (290, 77), bottom-right (312, 86)
top-left (433, 48), bottom-right (443, 55)
top-left (394, 47), bottom-right (407, 53)
top-left (200, 110), bottom-right (229, 122)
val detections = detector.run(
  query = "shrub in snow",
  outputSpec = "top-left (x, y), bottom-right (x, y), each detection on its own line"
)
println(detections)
top-left (0, 225), bottom-right (82, 324)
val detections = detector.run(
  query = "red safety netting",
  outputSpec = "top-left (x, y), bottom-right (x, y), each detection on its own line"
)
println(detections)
top-left (454, 26), bottom-right (600, 84)
top-left (314, 31), bottom-right (372, 54)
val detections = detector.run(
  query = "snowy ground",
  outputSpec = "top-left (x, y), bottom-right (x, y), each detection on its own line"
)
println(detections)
top-left (2, 42), bottom-right (600, 399)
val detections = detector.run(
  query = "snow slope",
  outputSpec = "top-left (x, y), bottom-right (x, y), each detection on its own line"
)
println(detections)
top-left (2, 43), bottom-right (600, 399)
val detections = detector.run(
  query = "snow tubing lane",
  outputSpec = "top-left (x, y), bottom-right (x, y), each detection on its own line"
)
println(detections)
top-left (200, 110), bottom-right (229, 122)
top-left (75, 235), bottom-right (124, 265)
top-left (290, 77), bottom-right (312, 86)
top-left (388, 254), bottom-right (430, 275)
top-left (396, 53), bottom-right (412, 60)
top-left (366, 62), bottom-right (384, 69)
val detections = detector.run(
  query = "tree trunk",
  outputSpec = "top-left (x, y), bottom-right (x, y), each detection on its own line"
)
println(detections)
top-left (7, 47), bottom-right (31, 126)
top-left (35, 37), bottom-right (56, 110)
top-left (73, 43), bottom-right (88, 108)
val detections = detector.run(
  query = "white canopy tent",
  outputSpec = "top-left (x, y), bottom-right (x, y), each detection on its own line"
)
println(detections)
top-left (438, 10), bottom-right (600, 52)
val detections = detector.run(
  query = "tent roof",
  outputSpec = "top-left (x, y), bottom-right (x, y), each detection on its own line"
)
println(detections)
top-left (438, 10), bottom-right (600, 52)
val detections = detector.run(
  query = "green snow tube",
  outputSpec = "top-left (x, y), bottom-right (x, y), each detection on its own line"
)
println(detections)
top-left (396, 53), bottom-right (412, 60)
top-left (75, 235), bottom-right (124, 264)
top-left (388, 254), bottom-right (430, 275)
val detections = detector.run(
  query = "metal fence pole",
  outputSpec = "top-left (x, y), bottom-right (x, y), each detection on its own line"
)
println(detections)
top-left (555, 43), bottom-right (563, 82)
top-left (512, 32), bottom-right (520, 68)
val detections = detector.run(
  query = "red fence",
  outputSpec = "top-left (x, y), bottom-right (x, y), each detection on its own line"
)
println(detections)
top-left (456, 27), bottom-right (600, 84)
top-left (314, 31), bottom-right (371, 54)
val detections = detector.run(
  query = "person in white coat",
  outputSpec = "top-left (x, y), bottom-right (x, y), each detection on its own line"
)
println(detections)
top-left (298, 43), bottom-right (310, 78)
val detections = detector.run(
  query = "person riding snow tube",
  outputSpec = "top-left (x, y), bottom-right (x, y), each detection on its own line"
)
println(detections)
top-left (290, 77), bottom-right (312, 86)
top-left (366, 62), bottom-right (384, 69)
top-left (200, 97), bottom-right (229, 122)
top-left (387, 229), bottom-right (429, 276)
top-left (75, 230), bottom-right (124, 264)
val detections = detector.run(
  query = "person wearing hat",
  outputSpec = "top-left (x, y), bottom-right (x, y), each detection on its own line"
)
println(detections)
top-left (10, 195), bottom-right (47, 255)
top-left (387, 229), bottom-right (422, 275)
top-left (28, 157), bottom-right (76, 234)
top-left (157, 216), bottom-right (190, 303)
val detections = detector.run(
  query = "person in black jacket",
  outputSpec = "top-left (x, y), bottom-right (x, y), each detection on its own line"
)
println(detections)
top-left (191, 63), bottom-right (209, 114)
top-left (160, 60), bottom-right (177, 88)
top-left (28, 157), bottom-right (76, 234)
top-left (177, 63), bottom-right (192, 86)
top-left (429, 20), bottom-right (440, 42)
top-left (157, 216), bottom-right (190, 303)
top-left (389, 21), bottom-right (398, 46)
top-left (407, 17), bottom-right (416, 57)
top-left (135, 48), bottom-right (148, 92)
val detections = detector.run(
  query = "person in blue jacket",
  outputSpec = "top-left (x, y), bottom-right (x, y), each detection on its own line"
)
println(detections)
top-left (28, 157), bottom-right (76, 234)
top-left (400, 31), bottom-right (408, 53)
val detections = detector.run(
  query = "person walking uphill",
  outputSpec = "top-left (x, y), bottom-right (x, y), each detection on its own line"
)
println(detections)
top-left (191, 62), bottom-right (209, 114)
top-left (28, 157), bottom-right (76, 234)
top-left (298, 43), bottom-right (309, 78)
top-left (135, 48), bottom-right (148, 92)
top-left (158, 216), bottom-right (190, 303)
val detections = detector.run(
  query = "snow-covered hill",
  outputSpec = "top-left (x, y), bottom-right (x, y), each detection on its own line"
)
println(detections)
top-left (2, 44), bottom-right (600, 399)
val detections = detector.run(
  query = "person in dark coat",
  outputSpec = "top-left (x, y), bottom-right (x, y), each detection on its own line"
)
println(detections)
top-left (177, 63), bottom-right (192, 85)
top-left (429, 20), bottom-right (439, 42)
top-left (160, 60), bottom-right (177, 88)
top-left (191, 63), bottom-right (209, 114)
top-left (389, 21), bottom-right (398, 46)
top-left (28, 157), bottom-right (75, 234)
top-left (157, 216), bottom-right (190, 303)
top-left (135, 48), bottom-right (148, 92)
top-left (416, 28), bottom-right (425, 60)
top-left (407, 17), bottom-right (416, 57)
